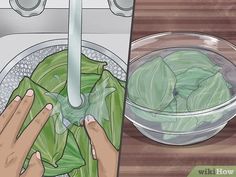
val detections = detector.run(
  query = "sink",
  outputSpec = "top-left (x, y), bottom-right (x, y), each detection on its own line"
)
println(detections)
top-left (0, 8), bottom-right (132, 72)
top-left (0, 2), bottom-right (132, 177)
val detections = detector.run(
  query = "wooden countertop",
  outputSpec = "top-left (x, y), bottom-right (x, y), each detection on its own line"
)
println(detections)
top-left (119, 1), bottom-right (236, 177)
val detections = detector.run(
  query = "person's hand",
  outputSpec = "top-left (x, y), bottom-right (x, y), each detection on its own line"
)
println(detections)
top-left (84, 115), bottom-right (119, 177)
top-left (0, 89), bottom-right (53, 177)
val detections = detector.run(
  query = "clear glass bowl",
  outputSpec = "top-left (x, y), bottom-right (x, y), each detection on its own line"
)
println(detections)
top-left (125, 32), bottom-right (236, 145)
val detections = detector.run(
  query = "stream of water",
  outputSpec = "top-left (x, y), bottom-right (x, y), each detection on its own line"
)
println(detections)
top-left (68, 0), bottom-right (83, 108)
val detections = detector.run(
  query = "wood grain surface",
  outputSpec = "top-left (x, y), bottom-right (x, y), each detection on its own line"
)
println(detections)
top-left (119, 1), bottom-right (236, 177)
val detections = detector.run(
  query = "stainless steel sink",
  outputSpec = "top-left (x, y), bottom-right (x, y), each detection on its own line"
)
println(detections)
top-left (0, 9), bottom-right (68, 37)
top-left (0, 8), bottom-right (132, 72)
top-left (0, 8), bottom-right (132, 37)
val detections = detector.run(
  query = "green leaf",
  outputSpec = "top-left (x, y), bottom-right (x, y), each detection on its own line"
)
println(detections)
top-left (9, 77), bottom-right (68, 167)
top-left (45, 73), bottom-right (101, 128)
top-left (9, 49), bottom-right (124, 177)
top-left (43, 131), bottom-right (85, 177)
top-left (131, 106), bottom-right (177, 123)
top-left (119, 80), bottom-right (126, 88)
top-left (88, 70), bottom-right (125, 149)
top-left (68, 125), bottom-right (98, 177)
top-left (176, 67), bottom-right (216, 98)
top-left (163, 98), bottom-right (177, 113)
top-left (86, 77), bottom-right (116, 123)
top-left (69, 71), bottom-right (125, 177)
top-left (59, 74), bottom-right (102, 96)
top-left (162, 117), bottom-right (198, 140)
top-left (164, 50), bottom-right (219, 75)
top-left (176, 95), bottom-right (188, 112)
top-left (128, 57), bottom-right (176, 110)
top-left (46, 93), bottom-right (90, 128)
top-left (31, 50), bottom-right (107, 93)
top-left (23, 131), bottom-right (85, 177)
top-left (187, 72), bottom-right (231, 112)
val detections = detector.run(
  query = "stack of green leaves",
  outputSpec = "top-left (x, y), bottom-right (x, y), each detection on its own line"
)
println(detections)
top-left (8, 50), bottom-right (125, 176)
top-left (128, 50), bottom-right (232, 140)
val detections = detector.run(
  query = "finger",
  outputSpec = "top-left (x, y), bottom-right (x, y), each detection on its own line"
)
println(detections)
top-left (21, 152), bottom-right (44, 177)
top-left (0, 96), bottom-right (21, 133)
top-left (89, 140), bottom-right (97, 159)
top-left (84, 115), bottom-right (108, 144)
top-left (84, 115), bottom-right (113, 158)
top-left (17, 104), bottom-right (53, 156)
top-left (91, 144), bottom-right (97, 160)
top-left (3, 89), bottom-right (34, 139)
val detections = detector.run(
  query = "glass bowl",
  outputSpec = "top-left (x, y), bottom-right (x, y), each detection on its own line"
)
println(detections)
top-left (125, 32), bottom-right (236, 145)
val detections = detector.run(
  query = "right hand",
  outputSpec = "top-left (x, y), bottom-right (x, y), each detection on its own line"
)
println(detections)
top-left (84, 115), bottom-right (119, 177)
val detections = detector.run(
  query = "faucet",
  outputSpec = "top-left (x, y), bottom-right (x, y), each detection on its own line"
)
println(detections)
top-left (9, 0), bottom-right (134, 17)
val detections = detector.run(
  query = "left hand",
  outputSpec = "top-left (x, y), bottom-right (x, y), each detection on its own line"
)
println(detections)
top-left (0, 89), bottom-right (53, 177)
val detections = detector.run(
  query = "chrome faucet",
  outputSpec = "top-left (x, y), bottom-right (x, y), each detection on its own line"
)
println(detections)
top-left (9, 0), bottom-right (134, 17)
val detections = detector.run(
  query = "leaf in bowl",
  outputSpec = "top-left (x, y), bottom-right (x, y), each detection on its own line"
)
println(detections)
top-left (187, 72), bottom-right (231, 112)
top-left (176, 95), bottom-right (188, 112)
top-left (164, 50), bottom-right (219, 75)
top-left (162, 117), bottom-right (198, 140)
top-left (163, 98), bottom-right (177, 113)
top-left (176, 67), bottom-right (216, 98)
top-left (128, 57), bottom-right (176, 110)
top-left (130, 105), bottom-right (177, 123)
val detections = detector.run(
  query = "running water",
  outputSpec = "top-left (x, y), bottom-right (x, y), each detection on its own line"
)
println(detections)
top-left (68, 0), bottom-right (83, 108)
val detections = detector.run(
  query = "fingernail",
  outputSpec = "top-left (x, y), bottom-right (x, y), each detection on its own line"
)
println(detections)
top-left (92, 148), bottom-right (97, 159)
top-left (14, 96), bottom-right (21, 102)
top-left (85, 115), bottom-right (95, 123)
top-left (80, 118), bottom-right (84, 126)
top-left (46, 104), bottom-right (53, 110)
top-left (20, 168), bottom-right (25, 174)
top-left (26, 89), bottom-right (34, 97)
top-left (36, 151), bottom-right (41, 160)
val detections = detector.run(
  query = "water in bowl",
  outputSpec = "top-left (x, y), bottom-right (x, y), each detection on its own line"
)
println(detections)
top-left (128, 47), bottom-right (236, 113)
top-left (127, 47), bottom-right (236, 141)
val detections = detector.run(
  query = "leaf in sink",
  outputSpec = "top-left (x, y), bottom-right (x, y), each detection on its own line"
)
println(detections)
top-left (31, 50), bottom-right (107, 93)
top-left (23, 131), bottom-right (85, 177)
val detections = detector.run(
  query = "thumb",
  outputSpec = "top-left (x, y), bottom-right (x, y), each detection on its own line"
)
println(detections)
top-left (84, 115), bottom-right (115, 160)
top-left (21, 152), bottom-right (44, 177)
top-left (84, 115), bottom-right (119, 177)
